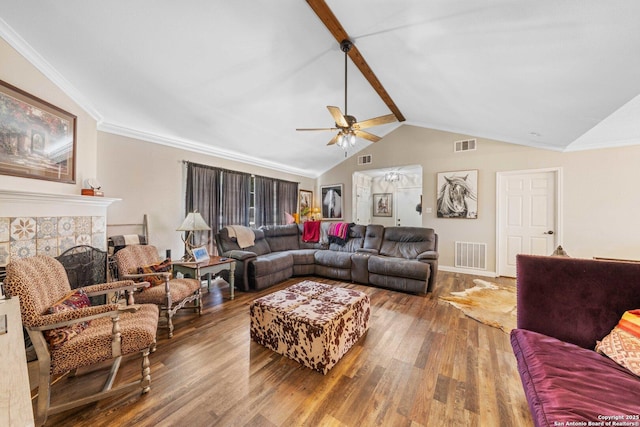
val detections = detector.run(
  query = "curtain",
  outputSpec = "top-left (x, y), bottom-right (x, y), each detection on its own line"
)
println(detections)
top-left (277, 179), bottom-right (299, 224)
top-left (185, 162), bottom-right (221, 254)
top-left (220, 169), bottom-right (251, 227)
top-left (254, 176), bottom-right (275, 227)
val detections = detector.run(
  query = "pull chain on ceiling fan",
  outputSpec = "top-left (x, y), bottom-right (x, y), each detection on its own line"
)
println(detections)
top-left (296, 39), bottom-right (397, 153)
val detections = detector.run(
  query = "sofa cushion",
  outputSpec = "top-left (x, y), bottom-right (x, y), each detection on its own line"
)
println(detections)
top-left (218, 228), bottom-right (271, 256)
top-left (288, 249), bottom-right (317, 265)
top-left (261, 224), bottom-right (300, 252)
top-left (329, 224), bottom-right (366, 253)
top-left (379, 227), bottom-right (436, 259)
top-left (596, 309), bottom-right (640, 376)
top-left (250, 252), bottom-right (294, 278)
top-left (368, 256), bottom-right (430, 281)
top-left (511, 328), bottom-right (640, 426)
top-left (362, 224), bottom-right (384, 253)
top-left (314, 250), bottom-right (353, 269)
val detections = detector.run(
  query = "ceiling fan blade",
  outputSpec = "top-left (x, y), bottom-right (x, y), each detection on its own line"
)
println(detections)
top-left (326, 134), bottom-right (339, 145)
top-left (296, 127), bottom-right (339, 131)
top-left (327, 106), bottom-right (349, 128)
top-left (354, 130), bottom-right (381, 143)
top-left (353, 114), bottom-right (397, 130)
top-left (306, 0), bottom-right (406, 122)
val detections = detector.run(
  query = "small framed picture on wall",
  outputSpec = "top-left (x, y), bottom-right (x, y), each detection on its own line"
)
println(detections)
top-left (299, 189), bottom-right (313, 219)
top-left (321, 184), bottom-right (343, 220)
top-left (372, 193), bottom-right (393, 217)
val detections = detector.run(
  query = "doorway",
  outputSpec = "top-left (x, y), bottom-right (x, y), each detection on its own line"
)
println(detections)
top-left (352, 165), bottom-right (422, 227)
top-left (496, 168), bottom-right (562, 277)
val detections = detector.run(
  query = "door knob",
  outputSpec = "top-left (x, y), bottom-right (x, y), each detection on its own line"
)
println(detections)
top-left (544, 230), bottom-right (554, 235)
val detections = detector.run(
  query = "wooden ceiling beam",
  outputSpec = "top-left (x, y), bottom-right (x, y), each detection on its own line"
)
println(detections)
top-left (306, 0), bottom-right (406, 122)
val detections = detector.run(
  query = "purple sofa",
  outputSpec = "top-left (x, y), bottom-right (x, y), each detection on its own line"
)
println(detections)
top-left (511, 255), bottom-right (640, 426)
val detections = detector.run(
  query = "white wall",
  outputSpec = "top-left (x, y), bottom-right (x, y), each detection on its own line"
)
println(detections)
top-left (319, 125), bottom-right (640, 273)
top-left (98, 132), bottom-right (316, 258)
top-left (0, 37), bottom-right (97, 195)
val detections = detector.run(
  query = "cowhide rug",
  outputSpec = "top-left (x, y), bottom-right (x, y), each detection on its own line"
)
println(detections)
top-left (439, 279), bottom-right (517, 333)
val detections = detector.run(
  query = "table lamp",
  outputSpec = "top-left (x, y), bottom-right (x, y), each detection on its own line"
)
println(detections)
top-left (177, 211), bottom-right (211, 261)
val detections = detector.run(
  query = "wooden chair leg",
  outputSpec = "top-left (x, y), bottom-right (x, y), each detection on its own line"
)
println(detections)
top-left (166, 311), bottom-right (174, 338)
top-left (141, 348), bottom-right (151, 394)
top-left (26, 331), bottom-right (52, 426)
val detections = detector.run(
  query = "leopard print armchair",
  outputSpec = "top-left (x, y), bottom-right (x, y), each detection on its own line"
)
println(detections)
top-left (113, 244), bottom-right (202, 338)
top-left (4, 255), bottom-right (159, 427)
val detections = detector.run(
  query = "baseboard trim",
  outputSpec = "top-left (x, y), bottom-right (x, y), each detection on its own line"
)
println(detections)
top-left (438, 265), bottom-right (498, 278)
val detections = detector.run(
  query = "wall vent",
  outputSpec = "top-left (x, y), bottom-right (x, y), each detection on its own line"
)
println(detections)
top-left (357, 154), bottom-right (372, 165)
top-left (455, 241), bottom-right (487, 270)
top-left (454, 139), bottom-right (477, 153)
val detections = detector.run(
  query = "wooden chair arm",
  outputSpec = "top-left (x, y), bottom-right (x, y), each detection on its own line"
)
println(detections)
top-left (121, 272), bottom-right (171, 280)
top-left (30, 304), bottom-right (121, 331)
top-left (83, 280), bottom-right (150, 297)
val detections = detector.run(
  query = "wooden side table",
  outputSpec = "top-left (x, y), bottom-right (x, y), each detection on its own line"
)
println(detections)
top-left (172, 256), bottom-right (236, 299)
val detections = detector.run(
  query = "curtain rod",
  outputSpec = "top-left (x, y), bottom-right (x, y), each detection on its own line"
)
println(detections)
top-left (183, 160), bottom-right (300, 184)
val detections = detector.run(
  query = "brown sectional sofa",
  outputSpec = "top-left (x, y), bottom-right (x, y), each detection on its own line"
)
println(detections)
top-left (215, 223), bottom-right (438, 294)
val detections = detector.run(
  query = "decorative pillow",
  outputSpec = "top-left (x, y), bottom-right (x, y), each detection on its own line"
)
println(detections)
top-left (137, 258), bottom-right (172, 288)
top-left (596, 309), bottom-right (640, 376)
top-left (285, 212), bottom-right (295, 225)
top-left (44, 289), bottom-right (92, 350)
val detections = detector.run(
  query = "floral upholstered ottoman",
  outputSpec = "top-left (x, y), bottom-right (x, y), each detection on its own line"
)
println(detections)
top-left (249, 280), bottom-right (370, 374)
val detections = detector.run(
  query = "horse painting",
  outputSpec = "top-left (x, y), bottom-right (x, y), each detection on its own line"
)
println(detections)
top-left (437, 171), bottom-right (478, 218)
top-left (322, 186), bottom-right (343, 219)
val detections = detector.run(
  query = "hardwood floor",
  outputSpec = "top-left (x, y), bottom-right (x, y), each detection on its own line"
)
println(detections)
top-left (38, 272), bottom-right (533, 426)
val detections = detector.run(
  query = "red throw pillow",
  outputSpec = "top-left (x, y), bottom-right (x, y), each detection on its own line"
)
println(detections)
top-left (137, 258), bottom-right (172, 288)
top-left (44, 289), bottom-right (92, 350)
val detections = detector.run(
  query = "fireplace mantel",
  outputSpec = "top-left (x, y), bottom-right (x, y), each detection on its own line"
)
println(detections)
top-left (0, 189), bottom-right (120, 218)
top-left (0, 189), bottom-right (121, 207)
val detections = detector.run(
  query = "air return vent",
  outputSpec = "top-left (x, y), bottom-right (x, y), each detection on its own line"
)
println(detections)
top-left (357, 154), bottom-right (372, 165)
top-left (455, 241), bottom-right (487, 270)
top-left (454, 139), bottom-right (477, 153)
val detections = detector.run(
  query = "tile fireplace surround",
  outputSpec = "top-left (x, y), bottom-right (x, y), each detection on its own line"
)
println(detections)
top-left (0, 190), bottom-right (120, 267)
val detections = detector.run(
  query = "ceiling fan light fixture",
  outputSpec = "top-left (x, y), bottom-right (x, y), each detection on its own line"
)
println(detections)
top-left (348, 132), bottom-right (356, 146)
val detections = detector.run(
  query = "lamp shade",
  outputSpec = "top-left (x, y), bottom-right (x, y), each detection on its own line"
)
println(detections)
top-left (177, 212), bottom-right (211, 231)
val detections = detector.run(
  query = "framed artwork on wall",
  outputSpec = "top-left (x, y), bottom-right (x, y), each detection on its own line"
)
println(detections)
top-left (321, 184), bottom-right (343, 220)
top-left (436, 169), bottom-right (478, 218)
top-left (298, 189), bottom-right (312, 219)
top-left (372, 193), bottom-right (393, 217)
top-left (0, 79), bottom-right (77, 184)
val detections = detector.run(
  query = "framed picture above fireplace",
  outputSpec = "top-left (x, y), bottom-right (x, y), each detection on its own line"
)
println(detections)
top-left (0, 79), bottom-right (77, 184)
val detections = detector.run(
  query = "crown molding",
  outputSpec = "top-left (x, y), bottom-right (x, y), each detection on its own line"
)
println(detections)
top-left (98, 122), bottom-right (319, 179)
top-left (0, 17), bottom-right (103, 122)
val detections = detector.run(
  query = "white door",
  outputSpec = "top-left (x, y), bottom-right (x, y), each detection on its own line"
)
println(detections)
top-left (355, 185), bottom-right (372, 224)
top-left (497, 169), bottom-right (560, 277)
top-left (395, 187), bottom-right (422, 227)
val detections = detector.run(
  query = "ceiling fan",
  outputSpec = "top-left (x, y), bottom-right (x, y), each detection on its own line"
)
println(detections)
top-left (296, 39), bottom-right (397, 150)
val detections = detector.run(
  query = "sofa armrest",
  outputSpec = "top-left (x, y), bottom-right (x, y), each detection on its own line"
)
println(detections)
top-left (417, 251), bottom-right (438, 261)
top-left (516, 255), bottom-right (640, 349)
top-left (225, 250), bottom-right (257, 261)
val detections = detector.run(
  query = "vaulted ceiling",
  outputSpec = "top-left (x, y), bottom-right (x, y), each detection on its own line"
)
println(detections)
top-left (2, 1), bottom-right (640, 177)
